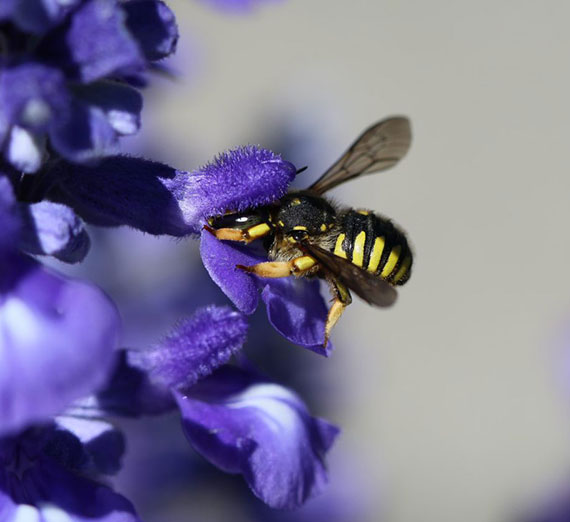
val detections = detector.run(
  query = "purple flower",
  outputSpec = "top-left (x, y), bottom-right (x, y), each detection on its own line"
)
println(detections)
top-left (97, 305), bottom-right (338, 509)
top-left (0, 0), bottom-right (178, 171)
top-left (176, 366), bottom-right (339, 509)
top-left (0, 254), bottom-right (120, 436)
top-left (0, 423), bottom-right (140, 521)
top-left (198, 0), bottom-right (284, 14)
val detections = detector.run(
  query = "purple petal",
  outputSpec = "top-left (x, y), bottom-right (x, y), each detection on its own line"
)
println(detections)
top-left (176, 366), bottom-right (339, 509)
top-left (19, 201), bottom-right (90, 263)
top-left (0, 63), bottom-right (71, 133)
top-left (130, 305), bottom-right (248, 391)
top-left (49, 100), bottom-right (117, 162)
top-left (0, 255), bottom-right (120, 436)
top-left (75, 81), bottom-right (143, 136)
top-left (54, 417), bottom-right (125, 475)
top-left (48, 155), bottom-right (194, 235)
top-left (63, 0), bottom-right (146, 83)
top-left (123, 0), bottom-right (178, 60)
top-left (0, 454), bottom-right (140, 521)
top-left (262, 278), bottom-right (332, 356)
top-left (0, 175), bottom-right (20, 254)
top-left (185, 146), bottom-right (296, 231)
top-left (7, 0), bottom-right (81, 34)
top-left (200, 228), bottom-right (263, 314)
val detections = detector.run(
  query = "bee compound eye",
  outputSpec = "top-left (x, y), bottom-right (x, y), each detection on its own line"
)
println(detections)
top-left (290, 230), bottom-right (308, 241)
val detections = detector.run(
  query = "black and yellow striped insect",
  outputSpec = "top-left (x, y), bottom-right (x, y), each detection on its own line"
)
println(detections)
top-left (206, 116), bottom-right (413, 346)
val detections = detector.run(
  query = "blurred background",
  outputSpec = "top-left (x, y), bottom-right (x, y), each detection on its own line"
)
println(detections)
top-left (61, 1), bottom-right (570, 521)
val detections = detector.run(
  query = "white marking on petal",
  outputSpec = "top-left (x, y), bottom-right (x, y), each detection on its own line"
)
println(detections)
top-left (12, 504), bottom-right (41, 522)
top-left (228, 384), bottom-right (301, 435)
top-left (0, 298), bottom-right (41, 348)
top-left (8, 127), bottom-right (44, 173)
top-left (41, 505), bottom-right (74, 522)
top-left (21, 99), bottom-right (52, 128)
top-left (106, 110), bottom-right (138, 135)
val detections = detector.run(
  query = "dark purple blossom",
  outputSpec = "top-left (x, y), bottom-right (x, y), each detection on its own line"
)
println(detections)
top-left (0, 424), bottom-right (140, 521)
top-left (0, 0), bottom-right (177, 171)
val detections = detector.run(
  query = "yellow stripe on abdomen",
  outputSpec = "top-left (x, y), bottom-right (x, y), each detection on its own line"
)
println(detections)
top-left (334, 233), bottom-right (347, 259)
top-left (352, 231), bottom-right (366, 267)
top-left (392, 255), bottom-right (412, 283)
top-left (367, 236), bottom-right (385, 273)
top-left (381, 245), bottom-right (401, 278)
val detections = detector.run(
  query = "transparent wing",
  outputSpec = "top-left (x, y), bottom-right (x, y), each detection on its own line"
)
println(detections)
top-left (303, 244), bottom-right (398, 307)
top-left (308, 116), bottom-right (411, 194)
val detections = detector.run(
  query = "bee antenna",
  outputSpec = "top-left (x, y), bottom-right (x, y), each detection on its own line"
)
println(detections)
top-left (296, 166), bottom-right (308, 175)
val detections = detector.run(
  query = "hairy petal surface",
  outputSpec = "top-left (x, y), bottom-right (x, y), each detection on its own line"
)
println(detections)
top-left (131, 305), bottom-right (248, 391)
top-left (176, 366), bottom-right (339, 509)
top-left (0, 256), bottom-right (120, 435)
top-left (184, 146), bottom-right (295, 232)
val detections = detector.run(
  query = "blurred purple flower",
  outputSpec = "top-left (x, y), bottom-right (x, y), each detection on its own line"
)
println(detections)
top-left (96, 305), bottom-right (338, 509)
top-left (198, 0), bottom-right (283, 14)
top-left (0, 254), bottom-right (120, 436)
top-left (0, 0), bottom-right (178, 171)
top-left (0, 423), bottom-right (140, 521)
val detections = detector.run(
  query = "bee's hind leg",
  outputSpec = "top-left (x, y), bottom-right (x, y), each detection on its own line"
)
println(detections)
top-left (324, 279), bottom-right (352, 347)
top-left (237, 256), bottom-right (317, 278)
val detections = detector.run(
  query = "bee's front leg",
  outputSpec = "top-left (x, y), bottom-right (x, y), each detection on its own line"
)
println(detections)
top-left (237, 256), bottom-right (317, 278)
top-left (203, 223), bottom-right (271, 244)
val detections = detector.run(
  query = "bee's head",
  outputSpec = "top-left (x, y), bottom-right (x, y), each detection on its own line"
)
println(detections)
top-left (276, 193), bottom-right (336, 242)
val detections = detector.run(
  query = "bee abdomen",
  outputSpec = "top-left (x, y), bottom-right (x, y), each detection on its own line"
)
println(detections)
top-left (332, 210), bottom-right (413, 285)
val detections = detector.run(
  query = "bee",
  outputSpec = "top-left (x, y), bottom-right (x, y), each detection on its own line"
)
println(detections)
top-left (206, 116), bottom-right (413, 346)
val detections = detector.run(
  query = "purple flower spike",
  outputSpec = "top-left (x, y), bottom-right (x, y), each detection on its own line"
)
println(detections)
top-left (131, 305), bottom-right (248, 392)
top-left (262, 278), bottom-right (332, 356)
top-left (176, 366), bottom-right (339, 509)
top-left (185, 145), bottom-right (296, 231)
top-left (19, 201), bottom-right (90, 263)
top-left (0, 255), bottom-right (120, 436)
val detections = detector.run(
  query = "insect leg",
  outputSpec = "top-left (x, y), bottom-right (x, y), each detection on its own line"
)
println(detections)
top-left (203, 223), bottom-right (271, 244)
top-left (324, 279), bottom-right (352, 347)
top-left (237, 256), bottom-right (317, 278)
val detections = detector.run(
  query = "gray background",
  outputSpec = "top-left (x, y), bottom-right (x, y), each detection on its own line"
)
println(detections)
top-left (134, 1), bottom-right (570, 521)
